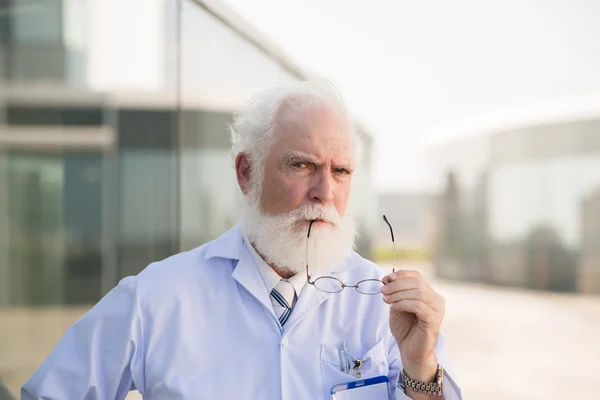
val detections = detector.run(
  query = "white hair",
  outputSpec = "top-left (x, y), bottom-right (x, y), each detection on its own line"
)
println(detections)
top-left (229, 80), bottom-right (363, 189)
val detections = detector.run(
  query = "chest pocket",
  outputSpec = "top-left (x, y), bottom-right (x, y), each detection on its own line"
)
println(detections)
top-left (320, 340), bottom-right (389, 397)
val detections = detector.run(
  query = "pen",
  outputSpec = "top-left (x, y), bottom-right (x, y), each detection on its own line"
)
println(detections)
top-left (342, 341), bottom-right (350, 374)
top-left (338, 348), bottom-right (345, 372)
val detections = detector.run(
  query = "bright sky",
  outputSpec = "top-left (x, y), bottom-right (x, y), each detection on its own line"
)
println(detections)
top-left (223, 0), bottom-right (600, 191)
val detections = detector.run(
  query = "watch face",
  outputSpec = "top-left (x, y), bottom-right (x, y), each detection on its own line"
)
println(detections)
top-left (436, 365), bottom-right (444, 385)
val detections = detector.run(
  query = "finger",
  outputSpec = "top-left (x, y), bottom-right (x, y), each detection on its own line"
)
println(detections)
top-left (382, 269), bottom-right (423, 284)
top-left (383, 288), bottom-right (433, 306)
top-left (381, 278), bottom-right (420, 295)
top-left (389, 269), bottom-right (423, 282)
top-left (391, 300), bottom-right (438, 324)
top-left (382, 281), bottom-right (446, 314)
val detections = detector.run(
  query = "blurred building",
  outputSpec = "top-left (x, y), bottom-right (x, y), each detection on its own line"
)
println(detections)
top-left (0, 0), bottom-right (376, 306)
top-left (0, 1), bottom-right (375, 394)
top-left (376, 192), bottom-right (435, 251)
top-left (428, 111), bottom-right (600, 294)
top-left (580, 188), bottom-right (600, 294)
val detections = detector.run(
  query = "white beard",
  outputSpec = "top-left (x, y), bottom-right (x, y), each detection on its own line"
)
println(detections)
top-left (239, 185), bottom-right (358, 276)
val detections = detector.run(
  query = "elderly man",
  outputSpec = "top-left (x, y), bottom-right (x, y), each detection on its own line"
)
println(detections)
top-left (22, 81), bottom-right (462, 399)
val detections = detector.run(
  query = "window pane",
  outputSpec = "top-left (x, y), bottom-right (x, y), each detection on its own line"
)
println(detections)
top-left (178, 1), bottom-right (301, 250)
top-left (430, 117), bottom-right (600, 294)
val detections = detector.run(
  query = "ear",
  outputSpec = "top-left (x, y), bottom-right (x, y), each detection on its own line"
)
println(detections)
top-left (235, 153), bottom-right (252, 195)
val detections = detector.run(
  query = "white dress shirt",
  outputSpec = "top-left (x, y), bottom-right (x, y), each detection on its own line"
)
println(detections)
top-left (242, 233), bottom-right (306, 308)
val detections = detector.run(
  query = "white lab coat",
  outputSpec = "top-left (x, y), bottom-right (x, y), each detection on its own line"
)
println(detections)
top-left (22, 225), bottom-right (461, 399)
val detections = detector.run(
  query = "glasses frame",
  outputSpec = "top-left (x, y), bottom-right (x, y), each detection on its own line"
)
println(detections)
top-left (305, 215), bottom-right (396, 295)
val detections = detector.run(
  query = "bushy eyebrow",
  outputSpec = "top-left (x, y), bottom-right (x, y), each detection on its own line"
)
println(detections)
top-left (282, 152), bottom-right (354, 172)
top-left (283, 152), bottom-right (318, 166)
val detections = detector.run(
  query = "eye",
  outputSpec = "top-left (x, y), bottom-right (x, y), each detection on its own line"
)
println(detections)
top-left (334, 168), bottom-right (351, 175)
top-left (293, 162), bottom-right (309, 169)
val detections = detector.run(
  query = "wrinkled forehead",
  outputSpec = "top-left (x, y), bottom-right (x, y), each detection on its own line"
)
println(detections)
top-left (270, 97), bottom-right (355, 162)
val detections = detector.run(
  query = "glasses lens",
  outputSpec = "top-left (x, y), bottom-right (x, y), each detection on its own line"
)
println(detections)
top-left (356, 279), bottom-right (384, 295)
top-left (314, 277), bottom-right (344, 293)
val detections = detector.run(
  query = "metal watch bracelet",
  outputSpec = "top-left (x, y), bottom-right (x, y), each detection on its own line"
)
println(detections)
top-left (399, 364), bottom-right (444, 397)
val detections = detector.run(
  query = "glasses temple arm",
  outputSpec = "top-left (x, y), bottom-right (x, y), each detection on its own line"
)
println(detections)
top-left (383, 215), bottom-right (396, 273)
top-left (306, 220), bottom-right (315, 281)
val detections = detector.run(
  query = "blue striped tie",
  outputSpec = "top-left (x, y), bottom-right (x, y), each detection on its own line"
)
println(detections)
top-left (270, 280), bottom-right (294, 326)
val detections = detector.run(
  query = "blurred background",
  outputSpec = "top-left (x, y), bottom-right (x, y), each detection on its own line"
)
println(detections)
top-left (0, 0), bottom-right (599, 399)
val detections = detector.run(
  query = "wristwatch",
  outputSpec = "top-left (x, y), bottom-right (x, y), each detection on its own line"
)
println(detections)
top-left (398, 364), bottom-right (444, 397)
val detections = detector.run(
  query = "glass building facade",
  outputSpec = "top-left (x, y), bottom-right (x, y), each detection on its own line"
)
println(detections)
top-left (428, 115), bottom-right (600, 295)
top-left (0, 0), bottom-right (376, 395)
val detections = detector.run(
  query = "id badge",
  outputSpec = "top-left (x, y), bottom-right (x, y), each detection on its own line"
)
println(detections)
top-left (331, 375), bottom-right (389, 400)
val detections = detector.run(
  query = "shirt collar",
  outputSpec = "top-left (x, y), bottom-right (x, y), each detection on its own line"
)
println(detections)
top-left (242, 233), bottom-right (307, 297)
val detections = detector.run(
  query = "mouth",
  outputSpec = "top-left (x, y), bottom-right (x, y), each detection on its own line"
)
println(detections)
top-left (303, 218), bottom-right (336, 238)
top-left (309, 218), bottom-right (334, 227)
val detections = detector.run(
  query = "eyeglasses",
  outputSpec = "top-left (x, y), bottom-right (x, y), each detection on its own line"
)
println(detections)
top-left (305, 215), bottom-right (396, 295)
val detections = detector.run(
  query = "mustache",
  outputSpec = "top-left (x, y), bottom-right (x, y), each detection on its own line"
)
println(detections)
top-left (290, 204), bottom-right (341, 225)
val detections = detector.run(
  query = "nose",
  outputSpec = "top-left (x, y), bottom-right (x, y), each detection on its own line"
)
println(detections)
top-left (309, 169), bottom-right (334, 204)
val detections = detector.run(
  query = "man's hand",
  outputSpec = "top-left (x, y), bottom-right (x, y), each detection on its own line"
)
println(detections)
top-left (382, 270), bottom-right (445, 388)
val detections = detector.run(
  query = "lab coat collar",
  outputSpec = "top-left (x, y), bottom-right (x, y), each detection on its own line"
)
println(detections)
top-left (204, 225), bottom-right (360, 332)
top-left (204, 225), bottom-right (276, 320)
top-left (204, 225), bottom-right (245, 261)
